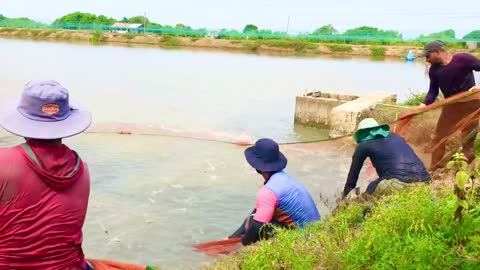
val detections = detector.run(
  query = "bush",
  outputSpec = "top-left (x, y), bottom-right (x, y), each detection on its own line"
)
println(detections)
top-left (326, 44), bottom-right (353, 52)
top-left (0, 27), bottom-right (17, 33)
top-left (242, 41), bottom-right (261, 51)
top-left (29, 29), bottom-right (42, 37)
top-left (162, 36), bottom-right (181, 47)
top-left (88, 30), bottom-right (106, 44)
top-left (370, 46), bottom-right (386, 57)
top-left (445, 42), bottom-right (468, 49)
top-left (262, 40), bottom-right (314, 51)
top-left (125, 33), bottom-right (136, 40)
top-left (402, 90), bottom-right (427, 106)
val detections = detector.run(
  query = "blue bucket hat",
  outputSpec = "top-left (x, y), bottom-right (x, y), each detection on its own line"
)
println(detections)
top-left (244, 138), bottom-right (287, 172)
top-left (0, 80), bottom-right (92, 139)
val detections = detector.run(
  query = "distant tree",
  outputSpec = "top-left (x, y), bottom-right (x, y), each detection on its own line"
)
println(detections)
top-left (125, 16), bottom-right (149, 25)
top-left (342, 26), bottom-right (402, 42)
top-left (54, 12), bottom-right (94, 25)
top-left (175, 23), bottom-right (192, 30)
top-left (463, 30), bottom-right (480, 40)
top-left (243, 24), bottom-right (258, 33)
top-left (53, 12), bottom-right (115, 26)
top-left (95, 15), bottom-right (116, 25)
top-left (148, 22), bottom-right (163, 28)
top-left (313, 24), bottom-right (338, 36)
top-left (343, 26), bottom-right (401, 38)
top-left (217, 29), bottom-right (242, 39)
top-left (0, 14), bottom-right (43, 27)
top-left (419, 29), bottom-right (456, 41)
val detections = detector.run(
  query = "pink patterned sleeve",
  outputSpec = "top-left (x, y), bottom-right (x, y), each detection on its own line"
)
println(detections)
top-left (253, 187), bottom-right (279, 224)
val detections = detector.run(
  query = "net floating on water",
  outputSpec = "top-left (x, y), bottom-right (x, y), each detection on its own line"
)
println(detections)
top-left (231, 140), bottom-right (253, 146)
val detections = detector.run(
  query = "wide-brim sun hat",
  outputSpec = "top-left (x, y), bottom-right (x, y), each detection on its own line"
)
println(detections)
top-left (354, 118), bottom-right (390, 143)
top-left (0, 80), bottom-right (92, 139)
top-left (245, 138), bottom-right (287, 172)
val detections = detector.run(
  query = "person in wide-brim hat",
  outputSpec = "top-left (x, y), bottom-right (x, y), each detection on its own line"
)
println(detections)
top-left (0, 80), bottom-right (93, 269)
top-left (244, 138), bottom-right (288, 172)
top-left (0, 80), bottom-right (91, 139)
top-left (227, 138), bottom-right (320, 246)
top-left (342, 118), bottom-right (430, 202)
top-left (353, 117), bottom-right (390, 144)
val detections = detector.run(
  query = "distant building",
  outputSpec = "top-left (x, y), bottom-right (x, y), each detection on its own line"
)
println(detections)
top-left (111, 22), bottom-right (144, 34)
top-left (467, 41), bottom-right (478, 50)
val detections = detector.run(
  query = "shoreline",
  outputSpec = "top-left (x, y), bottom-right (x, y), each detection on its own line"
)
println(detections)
top-left (1, 27), bottom-right (478, 58)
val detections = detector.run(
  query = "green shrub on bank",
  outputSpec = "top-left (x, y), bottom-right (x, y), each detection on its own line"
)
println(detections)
top-left (162, 36), bottom-right (181, 47)
top-left (370, 46), bottom-right (386, 57)
top-left (125, 33), bottom-right (136, 40)
top-left (261, 40), bottom-right (318, 52)
top-left (0, 27), bottom-right (18, 33)
top-left (402, 90), bottom-right (427, 106)
top-left (326, 44), bottom-right (353, 52)
top-left (39, 30), bottom-right (55, 38)
top-left (88, 30), bottom-right (106, 44)
top-left (241, 41), bottom-right (261, 51)
top-left (206, 185), bottom-right (480, 270)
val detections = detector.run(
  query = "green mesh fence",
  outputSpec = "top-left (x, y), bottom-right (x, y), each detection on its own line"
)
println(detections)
top-left (0, 20), bottom-right (479, 45)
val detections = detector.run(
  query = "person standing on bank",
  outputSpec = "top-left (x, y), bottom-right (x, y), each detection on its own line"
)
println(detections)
top-left (421, 40), bottom-right (480, 169)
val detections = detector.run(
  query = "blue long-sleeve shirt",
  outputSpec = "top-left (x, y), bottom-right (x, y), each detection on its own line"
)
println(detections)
top-left (425, 53), bottom-right (480, 105)
top-left (343, 133), bottom-right (430, 196)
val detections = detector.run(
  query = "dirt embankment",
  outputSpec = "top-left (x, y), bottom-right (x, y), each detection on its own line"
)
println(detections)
top-left (0, 27), bottom-right (478, 58)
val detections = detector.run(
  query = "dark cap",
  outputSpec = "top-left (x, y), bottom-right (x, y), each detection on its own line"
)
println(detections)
top-left (420, 40), bottom-right (445, 57)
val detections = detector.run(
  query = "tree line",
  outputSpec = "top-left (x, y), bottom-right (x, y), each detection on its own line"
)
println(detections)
top-left (0, 12), bottom-right (479, 41)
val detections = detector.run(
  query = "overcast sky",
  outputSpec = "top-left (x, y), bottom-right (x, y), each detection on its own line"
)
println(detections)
top-left (1, 0), bottom-right (478, 37)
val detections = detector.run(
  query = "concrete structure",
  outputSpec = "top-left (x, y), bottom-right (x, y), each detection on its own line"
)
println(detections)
top-left (294, 91), bottom-right (359, 127)
top-left (328, 94), bottom-right (398, 138)
top-left (294, 90), bottom-right (411, 138)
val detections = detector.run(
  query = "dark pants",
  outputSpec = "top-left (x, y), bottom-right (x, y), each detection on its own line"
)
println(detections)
top-left (431, 99), bottom-right (480, 169)
top-left (229, 209), bottom-right (286, 239)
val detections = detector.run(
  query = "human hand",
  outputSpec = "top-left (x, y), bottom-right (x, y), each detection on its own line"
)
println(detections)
top-left (419, 103), bottom-right (426, 107)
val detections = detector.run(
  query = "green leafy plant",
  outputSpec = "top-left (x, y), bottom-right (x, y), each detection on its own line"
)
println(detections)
top-left (207, 179), bottom-right (480, 269)
top-left (402, 90), bottom-right (427, 106)
top-left (447, 152), bottom-right (478, 223)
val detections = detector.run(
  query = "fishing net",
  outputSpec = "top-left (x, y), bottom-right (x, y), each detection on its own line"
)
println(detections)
top-left (86, 259), bottom-right (155, 270)
top-left (193, 87), bottom-right (480, 255)
top-left (192, 237), bottom-right (242, 256)
top-left (393, 87), bottom-right (480, 170)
